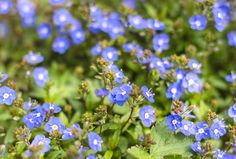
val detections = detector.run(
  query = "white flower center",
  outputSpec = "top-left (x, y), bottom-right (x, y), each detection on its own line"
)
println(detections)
top-left (195, 21), bottom-right (201, 27)
top-left (52, 125), bottom-right (58, 130)
top-left (188, 79), bottom-right (194, 85)
top-left (59, 15), bottom-right (66, 22)
top-left (38, 74), bottom-right (44, 80)
top-left (93, 139), bottom-right (98, 145)
top-left (198, 128), bottom-right (204, 134)
top-left (144, 113), bottom-right (149, 119)
top-left (172, 119), bottom-right (177, 125)
top-left (107, 52), bottom-right (113, 59)
top-left (58, 41), bottom-right (65, 48)
top-left (3, 93), bottom-right (9, 99)
top-left (214, 129), bottom-right (219, 134)
top-left (183, 125), bottom-right (188, 130)
top-left (171, 88), bottom-right (177, 94)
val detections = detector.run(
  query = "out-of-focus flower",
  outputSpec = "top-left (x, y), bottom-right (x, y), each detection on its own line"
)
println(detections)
top-left (23, 52), bottom-right (44, 65)
top-left (139, 105), bottom-right (156, 127)
top-left (88, 132), bottom-right (103, 152)
top-left (152, 33), bottom-right (169, 52)
top-left (52, 35), bottom-right (71, 54)
top-left (32, 67), bottom-right (49, 87)
top-left (228, 103), bottom-right (236, 122)
top-left (189, 15), bottom-right (207, 30)
top-left (37, 23), bottom-right (52, 40)
top-left (0, 86), bottom-right (16, 105)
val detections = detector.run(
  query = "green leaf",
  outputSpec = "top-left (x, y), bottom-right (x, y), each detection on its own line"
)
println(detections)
top-left (16, 141), bottom-right (26, 153)
top-left (149, 120), bottom-right (193, 158)
top-left (59, 112), bottom-right (69, 126)
top-left (46, 150), bottom-right (66, 159)
top-left (104, 150), bottom-right (113, 159)
top-left (127, 146), bottom-right (152, 159)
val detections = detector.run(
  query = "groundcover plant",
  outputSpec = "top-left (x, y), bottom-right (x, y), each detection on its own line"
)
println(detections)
top-left (0, 0), bottom-right (235, 158)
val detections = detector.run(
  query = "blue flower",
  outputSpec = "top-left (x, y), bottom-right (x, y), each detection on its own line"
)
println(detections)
top-left (109, 83), bottom-right (132, 106)
top-left (182, 72), bottom-right (202, 93)
top-left (148, 57), bottom-right (166, 73)
top-left (166, 82), bottom-right (183, 100)
top-left (107, 20), bottom-right (124, 39)
top-left (107, 64), bottom-right (124, 83)
top-left (136, 49), bottom-right (153, 64)
top-left (25, 134), bottom-right (50, 156)
top-left (50, 0), bottom-right (65, 6)
top-left (123, 0), bottom-right (136, 9)
top-left (0, 0), bottom-right (12, 14)
top-left (22, 107), bottom-right (46, 129)
top-left (180, 120), bottom-right (195, 136)
top-left (78, 146), bottom-right (86, 159)
top-left (228, 103), bottom-right (236, 122)
top-left (141, 86), bottom-right (154, 103)
top-left (91, 43), bottom-right (102, 56)
top-left (37, 23), bottom-right (52, 40)
top-left (189, 15), bottom-right (207, 30)
top-left (213, 149), bottom-right (226, 159)
top-left (53, 8), bottom-right (72, 27)
top-left (88, 132), bottom-right (103, 152)
top-left (23, 52), bottom-right (44, 65)
top-left (62, 123), bottom-right (81, 140)
top-left (147, 19), bottom-right (165, 31)
top-left (23, 99), bottom-right (38, 110)
top-left (122, 43), bottom-right (140, 53)
top-left (87, 154), bottom-right (97, 159)
top-left (0, 86), bottom-right (16, 105)
top-left (44, 117), bottom-right (66, 134)
top-left (225, 73), bottom-right (236, 83)
top-left (175, 69), bottom-right (186, 81)
top-left (42, 103), bottom-right (61, 114)
top-left (166, 115), bottom-right (182, 132)
top-left (212, 0), bottom-right (231, 32)
top-left (190, 142), bottom-right (204, 153)
top-left (21, 16), bottom-right (36, 28)
top-left (32, 67), bottom-right (49, 87)
top-left (102, 47), bottom-right (118, 62)
top-left (194, 121), bottom-right (210, 141)
top-left (139, 106), bottom-right (156, 127)
top-left (0, 21), bottom-right (8, 38)
top-left (152, 33), bottom-right (169, 52)
top-left (52, 35), bottom-right (71, 54)
top-left (17, 0), bottom-right (35, 18)
top-left (95, 88), bottom-right (109, 97)
top-left (0, 72), bottom-right (8, 83)
top-left (227, 31), bottom-right (236, 47)
top-left (188, 59), bottom-right (202, 74)
top-left (70, 29), bottom-right (85, 45)
top-left (127, 15), bottom-right (146, 30)
top-left (210, 118), bottom-right (226, 140)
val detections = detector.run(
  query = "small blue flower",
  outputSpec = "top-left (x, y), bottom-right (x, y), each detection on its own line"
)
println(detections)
top-left (210, 118), bottom-right (226, 140)
top-left (189, 15), bottom-right (207, 30)
top-left (50, 0), bottom-right (65, 6)
top-left (107, 64), bottom-right (124, 84)
top-left (188, 59), bottom-right (202, 74)
top-left (95, 88), bottom-right (109, 97)
top-left (23, 99), bottom-right (38, 110)
top-left (32, 67), bottom-right (49, 87)
top-left (147, 19), bottom-right (165, 31)
top-left (102, 47), bottom-right (118, 62)
top-left (152, 33), bottom-right (169, 52)
top-left (166, 115), bottom-right (182, 132)
top-left (23, 52), bottom-right (44, 65)
top-left (53, 8), bottom-right (72, 27)
top-left (21, 16), bottom-right (36, 28)
top-left (141, 86), bottom-right (154, 103)
top-left (0, 72), bottom-right (8, 83)
top-left (166, 82), bottom-right (183, 100)
top-left (123, 0), bottom-right (136, 9)
top-left (227, 31), bottom-right (236, 47)
top-left (139, 106), bottom-right (156, 127)
top-left (17, 0), bottom-right (35, 18)
top-left (136, 49), bottom-right (153, 64)
top-left (127, 15), bottom-right (146, 30)
top-left (78, 146), bottom-right (86, 159)
top-left (86, 154), bottom-right (97, 159)
top-left (122, 43), bottom-right (140, 53)
top-left (25, 134), bottom-right (50, 156)
top-left (212, 0), bottom-right (231, 32)
top-left (194, 121), bottom-right (210, 141)
top-left (91, 43), bottom-right (102, 56)
top-left (42, 103), bottom-right (61, 114)
top-left (44, 117), bottom-right (66, 134)
top-left (52, 35), bottom-right (71, 54)
top-left (148, 57), bottom-right (166, 73)
top-left (62, 123), bottom-right (81, 140)
top-left (70, 29), bottom-right (85, 45)
top-left (182, 72), bottom-right (202, 93)
top-left (22, 107), bottom-right (46, 129)
top-left (0, 21), bottom-right (8, 38)
top-left (109, 83), bottom-right (132, 106)
top-left (37, 23), bottom-right (52, 40)
top-left (190, 142), bottom-right (204, 153)
top-left (0, 0), bottom-right (12, 14)
top-left (213, 149), bottom-right (226, 159)
top-left (180, 120), bottom-right (195, 136)
top-left (175, 69), bottom-right (186, 81)
top-left (0, 86), bottom-right (16, 105)
top-left (88, 132), bottom-right (103, 152)
top-left (228, 103), bottom-right (236, 122)
top-left (225, 73), bottom-right (236, 83)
